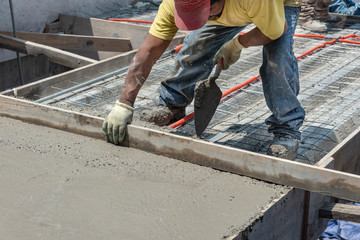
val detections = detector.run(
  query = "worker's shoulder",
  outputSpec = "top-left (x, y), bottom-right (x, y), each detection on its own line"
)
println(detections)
top-left (160, 0), bottom-right (175, 9)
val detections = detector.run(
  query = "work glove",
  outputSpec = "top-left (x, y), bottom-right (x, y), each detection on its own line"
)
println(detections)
top-left (213, 35), bottom-right (244, 70)
top-left (102, 101), bottom-right (134, 145)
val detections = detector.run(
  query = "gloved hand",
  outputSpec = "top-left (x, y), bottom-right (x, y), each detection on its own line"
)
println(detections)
top-left (213, 35), bottom-right (244, 70)
top-left (102, 101), bottom-right (134, 145)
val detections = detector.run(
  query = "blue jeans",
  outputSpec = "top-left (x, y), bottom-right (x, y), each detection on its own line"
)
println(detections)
top-left (329, 0), bottom-right (360, 15)
top-left (159, 7), bottom-right (305, 139)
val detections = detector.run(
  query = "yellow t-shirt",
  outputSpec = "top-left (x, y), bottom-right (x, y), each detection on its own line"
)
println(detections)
top-left (149, 0), bottom-right (302, 41)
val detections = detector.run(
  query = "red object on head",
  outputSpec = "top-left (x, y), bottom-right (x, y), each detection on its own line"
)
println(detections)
top-left (174, 0), bottom-right (211, 30)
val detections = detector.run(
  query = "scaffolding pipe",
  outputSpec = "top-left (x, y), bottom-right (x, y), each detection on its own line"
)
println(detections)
top-left (8, 0), bottom-right (24, 85)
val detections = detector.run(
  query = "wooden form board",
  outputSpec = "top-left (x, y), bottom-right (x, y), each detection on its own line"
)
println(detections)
top-left (0, 43), bottom-right (184, 100)
top-left (319, 203), bottom-right (360, 223)
top-left (0, 49), bottom-right (137, 99)
top-left (57, 14), bottom-right (187, 60)
top-left (1, 94), bottom-right (360, 203)
top-left (59, 14), bottom-right (152, 49)
top-left (0, 33), bottom-right (97, 69)
top-left (0, 31), bottom-right (132, 53)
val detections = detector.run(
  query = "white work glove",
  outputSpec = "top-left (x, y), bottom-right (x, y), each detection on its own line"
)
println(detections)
top-left (213, 35), bottom-right (244, 70)
top-left (102, 101), bottom-right (134, 145)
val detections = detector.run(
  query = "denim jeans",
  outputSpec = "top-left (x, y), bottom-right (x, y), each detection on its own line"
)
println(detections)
top-left (158, 6), bottom-right (305, 139)
top-left (329, 0), bottom-right (360, 15)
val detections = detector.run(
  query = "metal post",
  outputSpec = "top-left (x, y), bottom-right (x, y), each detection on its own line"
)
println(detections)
top-left (8, 0), bottom-right (25, 85)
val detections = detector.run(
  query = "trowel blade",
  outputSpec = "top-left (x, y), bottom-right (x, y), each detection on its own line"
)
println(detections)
top-left (194, 77), bottom-right (222, 137)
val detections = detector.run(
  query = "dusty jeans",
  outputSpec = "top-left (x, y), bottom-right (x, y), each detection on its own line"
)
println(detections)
top-left (158, 7), bottom-right (305, 139)
top-left (300, 0), bottom-right (332, 21)
top-left (329, 0), bottom-right (360, 15)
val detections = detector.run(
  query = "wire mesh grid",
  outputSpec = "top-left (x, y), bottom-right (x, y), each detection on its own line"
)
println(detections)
top-left (49, 27), bottom-right (360, 163)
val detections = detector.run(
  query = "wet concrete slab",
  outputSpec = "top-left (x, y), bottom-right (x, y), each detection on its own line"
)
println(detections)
top-left (0, 117), bottom-right (286, 240)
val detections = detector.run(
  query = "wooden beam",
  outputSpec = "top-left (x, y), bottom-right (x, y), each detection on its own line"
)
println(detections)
top-left (319, 203), bottom-right (360, 223)
top-left (329, 13), bottom-right (360, 24)
top-left (58, 14), bottom-right (187, 49)
top-left (59, 14), bottom-right (151, 49)
top-left (318, 123), bottom-right (360, 175)
top-left (1, 94), bottom-right (360, 203)
top-left (0, 35), bottom-right (184, 99)
top-left (1, 49), bottom-right (137, 99)
top-left (0, 31), bottom-right (132, 52)
top-left (0, 33), bottom-right (97, 68)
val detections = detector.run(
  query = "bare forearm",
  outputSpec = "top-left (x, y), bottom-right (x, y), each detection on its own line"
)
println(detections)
top-left (119, 34), bottom-right (171, 107)
top-left (238, 22), bottom-right (288, 48)
top-left (119, 50), bottom-right (157, 107)
top-left (238, 27), bottom-right (273, 47)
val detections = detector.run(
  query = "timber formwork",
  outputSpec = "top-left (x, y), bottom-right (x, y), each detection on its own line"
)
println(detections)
top-left (1, 9), bottom-right (360, 240)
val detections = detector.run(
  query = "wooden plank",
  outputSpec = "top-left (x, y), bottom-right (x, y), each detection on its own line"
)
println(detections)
top-left (1, 50), bottom-right (137, 98)
top-left (0, 95), bottom-right (103, 139)
top-left (319, 203), bottom-right (360, 223)
top-left (329, 13), bottom-right (360, 23)
top-left (0, 34), bottom-right (184, 99)
top-left (317, 125), bottom-right (360, 175)
top-left (58, 14), bottom-right (187, 49)
top-left (0, 33), bottom-right (97, 68)
top-left (59, 14), bottom-right (151, 49)
top-left (1, 95), bottom-right (360, 203)
top-left (332, 130), bottom-right (360, 175)
top-left (0, 31), bottom-right (132, 52)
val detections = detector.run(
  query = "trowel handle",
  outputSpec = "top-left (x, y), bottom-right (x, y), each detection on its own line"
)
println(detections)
top-left (213, 59), bottom-right (223, 79)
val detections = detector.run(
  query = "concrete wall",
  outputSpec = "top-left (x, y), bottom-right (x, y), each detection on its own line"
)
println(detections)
top-left (0, 0), bottom-right (132, 62)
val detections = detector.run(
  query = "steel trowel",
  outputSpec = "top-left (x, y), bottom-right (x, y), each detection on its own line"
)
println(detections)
top-left (194, 60), bottom-right (223, 137)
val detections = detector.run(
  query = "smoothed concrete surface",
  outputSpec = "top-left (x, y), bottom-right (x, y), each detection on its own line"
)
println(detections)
top-left (0, 117), bottom-right (286, 240)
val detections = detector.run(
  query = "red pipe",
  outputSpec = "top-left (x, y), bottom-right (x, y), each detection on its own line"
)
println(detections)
top-left (106, 18), bottom-right (153, 24)
top-left (173, 44), bottom-right (183, 53)
top-left (294, 34), bottom-right (325, 39)
top-left (296, 39), bottom-right (337, 60)
top-left (222, 75), bottom-right (260, 98)
top-left (339, 39), bottom-right (360, 45)
top-left (169, 112), bottom-right (195, 128)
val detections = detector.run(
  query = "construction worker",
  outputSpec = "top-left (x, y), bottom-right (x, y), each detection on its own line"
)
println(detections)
top-left (102, 0), bottom-right (305, 160)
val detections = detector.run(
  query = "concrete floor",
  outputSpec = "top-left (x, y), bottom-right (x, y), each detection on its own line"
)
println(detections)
top-left (0, 117), bottom-right (286, 240)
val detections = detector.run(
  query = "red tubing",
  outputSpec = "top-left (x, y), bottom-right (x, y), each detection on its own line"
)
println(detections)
top-left (222, 75), bottom-right (260, 98)
top-left (106, 18), bottom-right (153, 24)
top-left (339, 39), bottom-right (360, 45)
top-left (294, 34), bottom-right (325, 39)
top-left (169, 112), bottom-right (195, 128)
top-left (173, 44), bottom-right (183, 53)
top-left (296, 39), bottom-right (337, 60)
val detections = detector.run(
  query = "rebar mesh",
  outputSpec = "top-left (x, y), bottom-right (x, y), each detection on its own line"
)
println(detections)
top-left (49, 25), bottom-right (360, 164)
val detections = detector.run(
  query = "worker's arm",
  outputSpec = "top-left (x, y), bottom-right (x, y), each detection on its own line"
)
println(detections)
top-left (238, 21), bottom-right (288, 47)
top-left (120, 33), bottom-right (172, 107)
top-left (103, 33), bottom-right (171, 144)
top-left (214, 21), bottom-right (288, 69)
